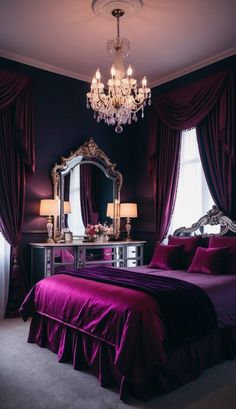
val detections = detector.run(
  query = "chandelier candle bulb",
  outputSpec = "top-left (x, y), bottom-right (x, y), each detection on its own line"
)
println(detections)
top-left (111, 65), bottom-right (116, 78)
top-left (95, 69), bottom-right (101, 81)
top-left (127, 65), bottom-right (133, 77)
top-left (142, 76), bottom-right (147, 88)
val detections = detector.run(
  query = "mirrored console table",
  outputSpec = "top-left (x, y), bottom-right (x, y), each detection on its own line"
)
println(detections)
top-left (30, 240), bottom-right (146, 286)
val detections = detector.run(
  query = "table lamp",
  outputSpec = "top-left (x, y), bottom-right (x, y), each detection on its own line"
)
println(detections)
top-left (39, 199), bottom-right (58, 242)
top-left (120, 203), bottom-right (138, 241)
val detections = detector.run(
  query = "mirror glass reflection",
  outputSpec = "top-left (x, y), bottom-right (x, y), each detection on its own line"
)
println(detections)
top-left (51, 138), bottom-right (123, 238)
top-left (64, 162), bottom-right (114, 237)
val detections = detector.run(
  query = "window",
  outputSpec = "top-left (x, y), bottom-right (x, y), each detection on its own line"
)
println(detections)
top-left (68, 166), bottom-right (85, 237)
top-left (169, 128), bottom-right (214, 235)
top-left (0, 233), bottom-right (10, 318)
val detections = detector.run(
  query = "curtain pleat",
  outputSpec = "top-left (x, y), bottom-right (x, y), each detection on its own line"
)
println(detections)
top-left (0, 69), bottom-right (35, 317)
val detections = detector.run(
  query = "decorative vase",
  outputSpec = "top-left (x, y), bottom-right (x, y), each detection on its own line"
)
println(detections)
top-left (86, 235), bottom-right (96, 242)
top-left (95, 235), bottom-right (104, 243)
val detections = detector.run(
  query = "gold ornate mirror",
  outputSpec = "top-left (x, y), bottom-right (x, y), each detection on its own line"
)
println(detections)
top-left (51, 138), bottom-right (123, 238)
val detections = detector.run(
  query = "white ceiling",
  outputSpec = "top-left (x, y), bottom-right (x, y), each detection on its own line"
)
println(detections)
top-left (0, 0), bottom-right (236, 88)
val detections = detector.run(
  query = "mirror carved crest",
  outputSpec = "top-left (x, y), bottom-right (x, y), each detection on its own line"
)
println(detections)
top-left (51, 138), bottom-right (123, 192)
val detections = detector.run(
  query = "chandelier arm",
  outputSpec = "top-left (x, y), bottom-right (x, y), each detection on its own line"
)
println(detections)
top-left (112, 85), bottom-right (117, 96)
top-left (97, 88), bottom-right (107, 101)
top-left (131, 100), bottom-right (147, 111)
top-left (120, 87), bottom-right (132, 97)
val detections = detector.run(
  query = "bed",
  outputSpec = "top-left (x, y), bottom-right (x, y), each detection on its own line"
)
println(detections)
top-left (20, 207), bottom-right (236, 401)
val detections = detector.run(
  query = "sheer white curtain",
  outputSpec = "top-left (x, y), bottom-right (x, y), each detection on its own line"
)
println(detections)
top-left (168, 128), bottom-right (214, 235)
top-left (0, 233), bottom-right (10, 318)
top-left (68, 166), bottom-right (85, 237)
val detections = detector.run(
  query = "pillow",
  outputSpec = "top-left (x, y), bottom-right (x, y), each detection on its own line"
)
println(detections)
top-left (209, 236), bottom-right (236, 274)
top-left (187, 247), bottom-right (229, 275)
top-left (168, 235), bottom-right (203, 269)
top-left (149, 244), bottom-right (184, 270)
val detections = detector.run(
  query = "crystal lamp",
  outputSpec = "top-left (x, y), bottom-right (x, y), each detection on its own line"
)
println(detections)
top-left (86, 8), bottom-right (151, 133)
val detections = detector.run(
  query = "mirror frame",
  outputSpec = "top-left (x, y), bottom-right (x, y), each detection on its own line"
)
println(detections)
top-left (51, 138), bottom-right (123, 238)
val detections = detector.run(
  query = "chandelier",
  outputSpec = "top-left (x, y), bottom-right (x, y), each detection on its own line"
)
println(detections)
top-left (86, 8), bottom-right (151, 133)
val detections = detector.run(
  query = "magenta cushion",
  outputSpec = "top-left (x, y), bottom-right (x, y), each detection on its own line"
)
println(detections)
top-left (209, 236), bottom-right (236, 274)
top-left (168, 236), bottom-right (203, 268)
top-left (187, 247), bottom-right (229, 275)
top-left (149, 244), bottom-right (184, 270)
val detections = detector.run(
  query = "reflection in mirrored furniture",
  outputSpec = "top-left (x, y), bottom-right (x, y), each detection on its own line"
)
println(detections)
top-left (51, 138), bottom-right (123, 239)
top-left (30, 240), bottom-right (146, 285)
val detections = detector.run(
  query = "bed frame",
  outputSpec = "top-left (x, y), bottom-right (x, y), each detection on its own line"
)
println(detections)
top-left (173, 205), bottom-right (236, 237)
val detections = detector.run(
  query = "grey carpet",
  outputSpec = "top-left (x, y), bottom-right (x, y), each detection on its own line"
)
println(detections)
top-left (1, 318), bottom-right (236, 409)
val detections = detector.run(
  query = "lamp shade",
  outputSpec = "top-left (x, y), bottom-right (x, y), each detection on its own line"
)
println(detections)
top-left (120, 203), bottom-right (138, 218)
top-left (106, 201), bottom-right (120, 218)
top-left (39, 199), bottom-right (59, 216)
top-left (64, 201), bottom-right (71, 214)
top-left (106, 203), bottom-right (115, 218)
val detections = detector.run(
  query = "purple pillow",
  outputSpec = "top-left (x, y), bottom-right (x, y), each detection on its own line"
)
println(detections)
top-left (149, 244), bottom-right (184, 270)
top-left (209, 236), bottom-right (236, 274)
top-left (168, 235), bottom-right (203, 268)
top-left (187, 247), bottom-right (229, 275)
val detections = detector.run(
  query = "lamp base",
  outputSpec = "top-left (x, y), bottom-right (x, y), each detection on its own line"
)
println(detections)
top-left (125, 217), bottom-right (132, 241)
top-left (125, 237), bottom-right (133, 242)
top-left (46, 218), bottom-right (54, 243)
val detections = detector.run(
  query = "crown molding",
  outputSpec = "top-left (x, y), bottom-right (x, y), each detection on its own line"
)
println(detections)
top-left (149, 47), bottom-right (236, 89)
top-left (0, 49), bottom-right (91, 83)
top-left (1, 47), bottom-right (235, 89)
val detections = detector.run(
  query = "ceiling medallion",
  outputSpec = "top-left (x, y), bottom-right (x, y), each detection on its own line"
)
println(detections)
top-left (92, 0), bottom-right (143, 19)
top-left (87, 0), bottom-right (151, 133)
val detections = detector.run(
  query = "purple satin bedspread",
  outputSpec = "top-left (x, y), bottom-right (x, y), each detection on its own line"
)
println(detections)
top-left (20, 273), bottom-right (165, 385)
top-left (18, 266), bottom-right (236, 396)
top-left (124, 266), bottom-right (236, 328)
top-left (20, 266), bottom-right (218, 386)
top-left (57, 266), bottom-right (217, 347)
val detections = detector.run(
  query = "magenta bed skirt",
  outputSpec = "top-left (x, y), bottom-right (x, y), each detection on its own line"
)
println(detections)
top-left (28, 313), bottom-right (236, 400)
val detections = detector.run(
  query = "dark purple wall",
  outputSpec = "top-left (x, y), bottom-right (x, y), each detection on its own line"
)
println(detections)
top-left (1, 55), bottom-right (236, 265)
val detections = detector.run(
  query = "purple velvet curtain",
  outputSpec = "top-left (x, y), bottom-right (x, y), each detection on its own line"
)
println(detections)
top-left (80, 164), bottom-right (99, 226)
top-left (0, 69), bottom-right (35, 317)
top-left (148, 69), bottom-right (235, 240)
top-left (196, 71), bottom-right (236, 219)
top-left (148, 111), bottom-right (181, 241)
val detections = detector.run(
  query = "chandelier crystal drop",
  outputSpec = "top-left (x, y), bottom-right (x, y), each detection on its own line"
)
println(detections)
top-left (86, 8), bottom-right (151, 133)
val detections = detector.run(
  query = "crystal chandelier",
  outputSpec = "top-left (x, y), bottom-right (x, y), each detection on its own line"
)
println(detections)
top-left (86, 8), bottom-right (151, 133)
